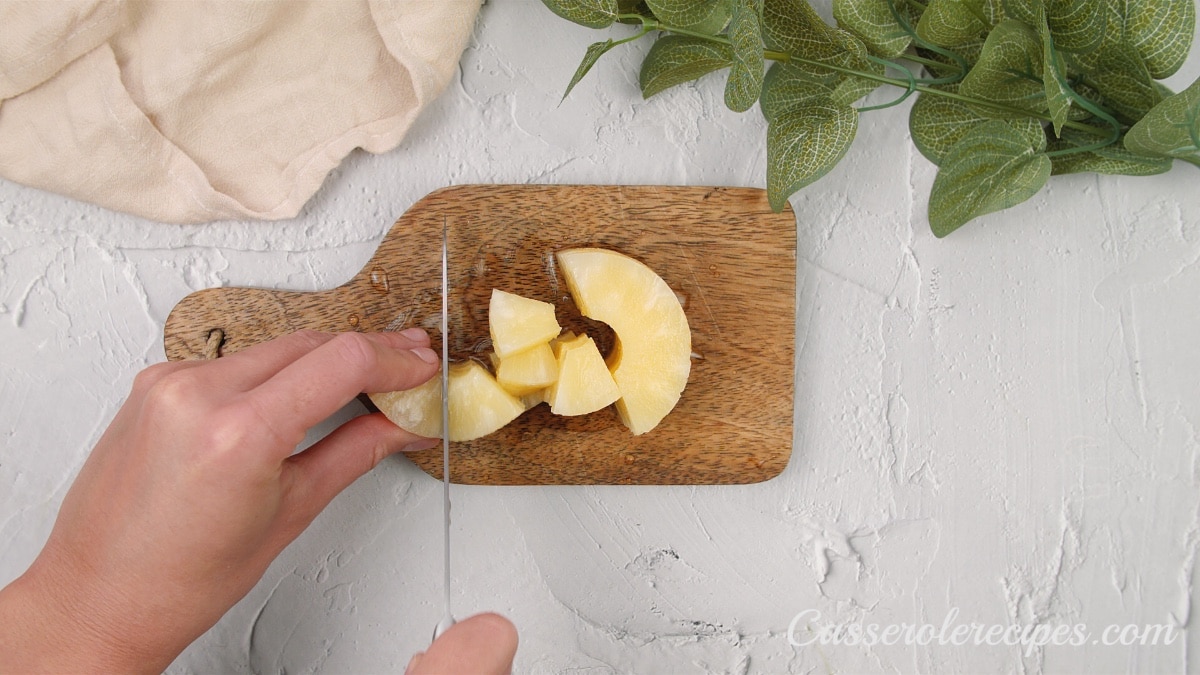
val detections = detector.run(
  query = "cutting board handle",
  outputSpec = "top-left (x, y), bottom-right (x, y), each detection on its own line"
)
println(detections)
top-left (166, 287), bottom-right (337, 360)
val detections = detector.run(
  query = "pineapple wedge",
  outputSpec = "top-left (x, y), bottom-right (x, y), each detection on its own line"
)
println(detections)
top-left (545, 333), bottom-right (620, 416)
top-left (448, 361), bottom-right (525, 440)
top-left (369, 360), bottom-right (525, 442)
top-left (368, 377), bottom-right (440, 439)
top-left (556, 248), bottom-right (691, 435)
top-left (489, 289), bottom-right (561, 358)
top-left (495, 341), bottom-right (558, 397)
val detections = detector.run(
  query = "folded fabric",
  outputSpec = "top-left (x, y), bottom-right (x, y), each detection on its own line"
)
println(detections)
top-left (0, 0), bottom-right (480, 224)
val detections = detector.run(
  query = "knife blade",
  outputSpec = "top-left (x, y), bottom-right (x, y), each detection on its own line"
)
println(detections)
top-left (434, 218), bottom-right (455, 641)
top-left (440, 218), bottom-right (450, 474)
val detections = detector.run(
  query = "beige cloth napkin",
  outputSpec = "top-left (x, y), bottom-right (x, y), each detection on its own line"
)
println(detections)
top-left (0, 0), bottom-right (480, 223)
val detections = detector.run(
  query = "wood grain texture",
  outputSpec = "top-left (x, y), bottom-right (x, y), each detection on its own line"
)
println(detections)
top-left (164, 184), bottom-right (797, 485)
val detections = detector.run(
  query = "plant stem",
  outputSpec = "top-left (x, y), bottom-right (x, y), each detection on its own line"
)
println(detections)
top-left (620, 13), bottom-right (1112, 139)
top-left (779, 52), bottom-right (1108, 135)
top-left (888, 0), bottom-right (969, 81)
top-left (1041, 60), bottom-right (1122, 157)
top-left (620, 14), bottom-right (728, 43)
top-left (901, 53), bottom-right (953, 69)
top-left (857, 55), bottom-right (917, 112)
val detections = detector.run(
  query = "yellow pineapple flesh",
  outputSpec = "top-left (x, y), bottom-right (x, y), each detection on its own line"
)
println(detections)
top-left (555, 248), bottom-right (691, 435)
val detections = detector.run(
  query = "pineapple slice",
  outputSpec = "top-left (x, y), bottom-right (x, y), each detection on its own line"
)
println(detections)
top-left (489, 289), bottom-right (561, 358)
top-left (545, 332), bottom-right (620, 416)
top-left (556, 248), bottom-right (691, 435)
top-left (368, 360), bottom-right (525, 442)
top-left (495, 341), bottom-right (558, 397)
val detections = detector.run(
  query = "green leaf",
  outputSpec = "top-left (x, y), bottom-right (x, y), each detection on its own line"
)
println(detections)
top-left (1065, 0), bottom-right (1122, 69)
top-left (909, 85), bottom-right (989, 165)
top-left (1038, 7), bottom-right (1071, 135)
top-left (1048, 129), bottom-right (1173, 175)
top-left (639, 36), bottom-right (733, 98)
top-left (617, 0), bottom-right (656, 21)
top-left (1046, 0), bottom-right (1105, 53)
top-left (916, 38), bottom-right (985, 80)
top-left (763, 0), bottom-right (858, 60)
top-left (725, 0), bottom-right (766, 112)
top-left (982, 0), bottom-right (1007, 26)
top-left (540, 0), bottom-right (619, 28)
top-left (1126, 0), bottom-right (1195, 79)
top-left (766, 26), bottom-right (885, 106)
top-left (1006, 0), bottom-right (1105, 53)
top-left (1077, 39), bottom-right (1163, 121)
top-left (563, 40), bottom-right (619, 100)
top-left (1068, 0), bottom-right (1190, 110)
top-left (646, 0), bottom-right (735, 33)
top-left (761, 0), bottom-right (883, 104)
top-left (1002, 0), bottom-right (1037, 24)
top-left (758, 55), bottom-right (880, 120)
top-left (760, 62), bottom-right (836, 122)
top-left (828, 34), bottom-right (886, 105)
top-left (1066, 81), bottom-right (1101, 121)
top-left (1125, 77), bottom-right (1200, 164)
top-left (832, 0), bottom-right (918, 58)
top-left (959, 20), bottom-right (1046, 117)
top-left (766, 98), bottom-right (859, 211)
top-left (916, 0), bottom-right (989, 48)
top-left (929, 118), bottom-right (1052, 236)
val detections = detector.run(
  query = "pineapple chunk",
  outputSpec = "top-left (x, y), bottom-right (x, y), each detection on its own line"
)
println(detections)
top-left (489, 289), bottom-right (561, 358)
top-left (448, 361), bottom-right (525, 441)
top-left (545, 333), bottom-right (620, 416)
top-left (519, 392), bottom-right (544, 410)
top-left (369, 360), bottom-right (525, 442)
top-left (549, 330), bottom-right (576, 351)
top-left (369, 377), bottom-right (440, 439)
top-left (556, 248), bottom-right (691, 435)
top-left (495, 342), bottom-right (558, 396)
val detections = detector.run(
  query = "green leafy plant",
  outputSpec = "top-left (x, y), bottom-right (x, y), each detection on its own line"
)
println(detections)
top-left (541, 0), bottom-right (1197, 237)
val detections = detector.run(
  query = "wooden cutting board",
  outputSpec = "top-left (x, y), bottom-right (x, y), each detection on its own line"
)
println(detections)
top-left (165, 184), bottom-right (796, 485)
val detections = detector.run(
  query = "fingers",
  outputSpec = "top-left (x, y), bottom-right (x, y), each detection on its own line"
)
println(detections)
top-left (201, 328), bottom-right (432, 391)
top-left (407, 613), bottom-right (518, 675)
top-left (245, 331), bottom-right (440, 440)
top-left (282, 413), bottom-right (438, 523)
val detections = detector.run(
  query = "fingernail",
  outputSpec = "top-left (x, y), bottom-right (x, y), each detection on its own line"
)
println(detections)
top-left (404, 653), bottom-right (423, 675)
top-left (399, 327), bottom-right (428, 341)
top-left (401, 438), bottom-right (440, 453)
top-left (410, 347), bottom-right (439, 364)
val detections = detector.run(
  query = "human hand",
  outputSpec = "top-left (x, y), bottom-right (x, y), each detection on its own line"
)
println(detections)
top-left (408, 613), bottom-right (519, 675)
top-left (0, 329), bottom-right (514, 672)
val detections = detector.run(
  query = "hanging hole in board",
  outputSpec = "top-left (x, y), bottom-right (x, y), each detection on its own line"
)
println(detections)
top-left (205, 328), bottom-right (225, 360)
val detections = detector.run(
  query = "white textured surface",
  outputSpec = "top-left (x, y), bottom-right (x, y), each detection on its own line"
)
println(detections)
top-left (3, 2), bottom-right (1200, 673)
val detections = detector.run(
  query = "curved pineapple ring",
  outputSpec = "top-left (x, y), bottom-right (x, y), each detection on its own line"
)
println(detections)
top-left (555, 248), bottom-right (691, 436)
top-left (370, 248), bottom-right (691, 440)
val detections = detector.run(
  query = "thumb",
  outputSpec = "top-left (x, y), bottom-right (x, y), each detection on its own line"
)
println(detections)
top-left (408, 613), bottom-right (518, 675)
top-left (284, 413), bottom-right (438, 522)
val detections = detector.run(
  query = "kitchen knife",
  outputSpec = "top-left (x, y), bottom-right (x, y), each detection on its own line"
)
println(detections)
top-left (434, 219), bottom-right (455, 641)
